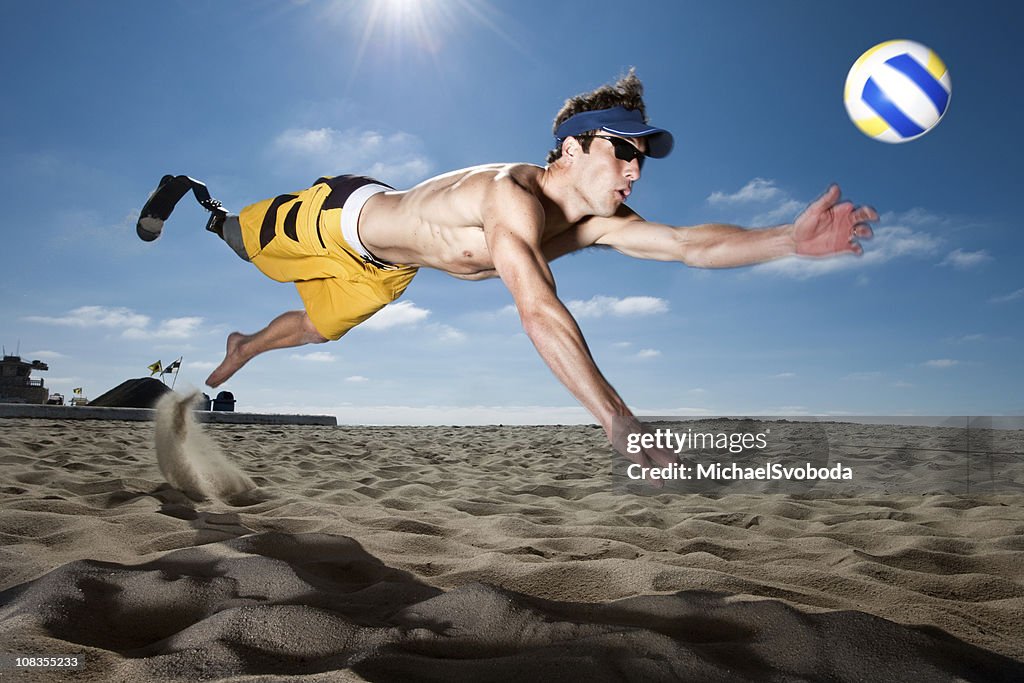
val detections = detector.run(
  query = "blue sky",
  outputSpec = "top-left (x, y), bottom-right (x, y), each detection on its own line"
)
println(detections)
top-left (2, 1), bottom-right (1021, 423)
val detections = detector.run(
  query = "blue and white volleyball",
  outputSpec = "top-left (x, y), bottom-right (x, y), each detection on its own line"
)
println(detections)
top-left (844, 40), bottom-right (951, 143)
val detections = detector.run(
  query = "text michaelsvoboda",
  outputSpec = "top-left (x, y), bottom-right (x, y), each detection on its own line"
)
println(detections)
top-left (627, 461), bottom-right (853, 481)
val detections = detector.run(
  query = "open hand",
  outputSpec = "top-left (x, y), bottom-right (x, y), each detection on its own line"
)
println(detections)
top-left (609, 417), bottom-right (680, 488)
top-left (793, 184), bottom-right (877, 257)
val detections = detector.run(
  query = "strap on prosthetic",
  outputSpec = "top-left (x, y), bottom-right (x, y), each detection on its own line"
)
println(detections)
top-left (136, 174), bottom-right (228, 241)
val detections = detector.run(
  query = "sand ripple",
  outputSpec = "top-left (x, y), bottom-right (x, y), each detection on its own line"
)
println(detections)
top-left (1, 418), bottom-right (1023, 681)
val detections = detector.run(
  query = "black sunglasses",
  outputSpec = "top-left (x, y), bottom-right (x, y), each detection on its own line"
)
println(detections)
top-left (580, 134), bottom-right (646, 168)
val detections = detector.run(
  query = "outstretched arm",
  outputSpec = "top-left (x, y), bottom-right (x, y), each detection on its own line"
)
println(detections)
top-left (590, 184), bottom-right (876, 267)
top-left (483, 178), bottom-right (675, 469)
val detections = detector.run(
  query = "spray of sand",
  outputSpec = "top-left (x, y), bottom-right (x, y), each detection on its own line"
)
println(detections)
top-left (154, 390), bottom-right (257, 502)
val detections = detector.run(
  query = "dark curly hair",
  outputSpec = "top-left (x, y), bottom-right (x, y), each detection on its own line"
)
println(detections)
top-left (547, 69), bottom-right (648, 164)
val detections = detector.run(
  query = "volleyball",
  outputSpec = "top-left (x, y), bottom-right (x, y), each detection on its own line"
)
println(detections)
top-left (844, 40), bottom-right (951, 143)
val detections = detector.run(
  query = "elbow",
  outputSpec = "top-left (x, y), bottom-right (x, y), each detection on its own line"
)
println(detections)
top-left (518, 306), bottom-right (546, 338)
top-left (675, 232), bottom-right (711, 267)
top-left (516, 299), bottom-right (560, 339)
top-left (679, 245), bottom-right (707, 268)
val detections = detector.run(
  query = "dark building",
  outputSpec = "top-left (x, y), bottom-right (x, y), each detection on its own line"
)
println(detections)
top-left (0, 355), bottom-right (50, 404)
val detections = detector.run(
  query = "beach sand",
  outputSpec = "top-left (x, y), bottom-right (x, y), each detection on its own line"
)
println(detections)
top-left (1, 416), bottom-right (1023, 681)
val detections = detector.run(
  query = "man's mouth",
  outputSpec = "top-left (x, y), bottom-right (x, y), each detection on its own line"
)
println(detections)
top-left (617, 188), bottom-right (631, 202)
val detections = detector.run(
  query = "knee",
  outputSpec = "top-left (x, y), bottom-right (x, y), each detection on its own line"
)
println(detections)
top-left (301, 313), bottom-right (329, 344)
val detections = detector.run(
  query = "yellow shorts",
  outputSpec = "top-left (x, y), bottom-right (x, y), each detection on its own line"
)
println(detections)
top-left (237, 177), bottom-right (417, 341)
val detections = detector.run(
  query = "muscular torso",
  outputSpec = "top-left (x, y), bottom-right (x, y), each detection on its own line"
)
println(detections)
top-left (356, 164), bottom-right (585, 280)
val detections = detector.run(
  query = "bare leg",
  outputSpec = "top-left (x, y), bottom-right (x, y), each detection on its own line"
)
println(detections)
top-left (206, 310), bottom-right (327, 387)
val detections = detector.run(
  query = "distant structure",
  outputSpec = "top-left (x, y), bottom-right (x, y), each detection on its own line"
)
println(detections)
top-left (90, 377), bottom-right (169, 409)
top-left (0, 355), bottom-right (50, 404)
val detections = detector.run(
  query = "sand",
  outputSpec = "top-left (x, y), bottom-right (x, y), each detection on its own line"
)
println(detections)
top-left (1, 416), bottom-right (1023, 682)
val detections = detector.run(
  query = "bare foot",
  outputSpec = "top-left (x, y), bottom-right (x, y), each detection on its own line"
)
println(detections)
top-left (206, 332), bottom-right (249, 387)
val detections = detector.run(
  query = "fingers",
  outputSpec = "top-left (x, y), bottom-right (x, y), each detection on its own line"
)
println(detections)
top-left (814, 183), bottom-right (841, 209)
top-left (854, 205), bottom-right (879, 224)
top-left (850, 205), bottom-right (876, 254)
top-left (640, 452), bottom-right (665, 489)
top-left (845, 224), bottom-right (872, 256)
top-left (645, 445), bottom-right (679, 469)
top-left (852, 224), bottom-right (874, 239)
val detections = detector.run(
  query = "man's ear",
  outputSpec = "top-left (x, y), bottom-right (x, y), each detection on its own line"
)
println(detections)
top-left (561, 136), bottom-right (581, 163)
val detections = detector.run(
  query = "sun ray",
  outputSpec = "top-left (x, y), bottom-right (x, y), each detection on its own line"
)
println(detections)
top-left (315, 0), bottom-right (540, 94)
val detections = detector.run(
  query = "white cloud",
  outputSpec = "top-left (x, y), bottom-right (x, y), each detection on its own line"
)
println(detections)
top-left (939, 249), bottom-right (991, 269)
top-left (752, 199), bottom-right (805, 226)
top-left (360, 301), bottom-right (430, 330)
top-left (23, 306), bottom-right (204, 340)
top-left (25, 305), bottom-right (150, 329)
top-left (885, 208), bottom-right (957, 228)
top-left (772, 372), bottom-right (797, 379)
top-left (708, 178), bottom-right (781, 205)
top-left (945, 333), bottom-right (986, 344)
top-left (428, 323), bottom-right (466, 343)
top-left (271, 127), bottom-right (432, 185)
top-left (244, 400), bottom-right (737, 424)
top-left (611, 341), bottom-right (633, 349)
top-left (754, 224), bottom-right (942, 279)
top-left (924, 359), bottom-right (959, 369)
top-left (704, 184), bottom-right (981, 281)
top-left (249, 402), bottom-right (596, 426)
top-left (473, 304), bottom-right (519, 323)
top-left (635, 349), bottom-right (661, 359)
top-left (707, 177), bottom-right (805, 225)
top-left (187, 360), bottom-right (218, 371)
top-left (290, 351), bottom-right (336, 362)
top-left (25, 350), bottom-right (67, 360)
top-left (990, 288), bottom-right (1024, 304)
top-left (567, 295), bottom-right (669, 319)
top-left (345, 375), bottom-right (369, 383)
top-left (122, 316), bottom-right (204, 340)
top-left (43, 376), bottom-right (80, 385)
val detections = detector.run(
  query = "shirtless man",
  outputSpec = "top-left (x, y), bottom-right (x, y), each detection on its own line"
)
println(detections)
top-left (137, 72), bottom-right (875, 466)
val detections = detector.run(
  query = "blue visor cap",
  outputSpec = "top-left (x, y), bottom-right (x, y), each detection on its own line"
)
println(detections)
top-left (554, 106), bottom-right (674, 158)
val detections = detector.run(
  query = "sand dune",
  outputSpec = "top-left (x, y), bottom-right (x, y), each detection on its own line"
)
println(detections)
top-left (1, 417), bottom-right (1022, 681)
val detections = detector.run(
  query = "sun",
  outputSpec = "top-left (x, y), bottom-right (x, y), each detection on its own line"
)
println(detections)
top-left (376, 0), bottom-right (426, 20)
top-left (317, 0), bottom-right (527, 82)
top-left (362, 0), bottom-right (455, 55)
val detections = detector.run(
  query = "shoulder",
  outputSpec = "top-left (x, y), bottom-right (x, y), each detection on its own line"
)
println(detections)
top-left (480, 165), bottom-right (546, 219)
top-left (487, 164), bottom-right (545, 198)
top-left (421, 164), bottom-right (542, 206)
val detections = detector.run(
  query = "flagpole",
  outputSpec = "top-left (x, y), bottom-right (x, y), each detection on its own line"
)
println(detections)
top-left (171, 356), bottom-right (183, 390)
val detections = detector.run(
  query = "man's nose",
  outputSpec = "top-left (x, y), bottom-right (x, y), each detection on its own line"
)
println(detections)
top-left (625, 160), bottom-right (641, 181)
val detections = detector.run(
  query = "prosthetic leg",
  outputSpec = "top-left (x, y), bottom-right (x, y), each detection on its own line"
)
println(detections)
top-left (136, 174), bottom-right (228, 241)
top-left (136, 174), bottom-right (248, 261)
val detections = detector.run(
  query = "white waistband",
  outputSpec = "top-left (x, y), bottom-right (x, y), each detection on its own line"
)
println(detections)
top-left (340, 183), bottom-right (390, 262)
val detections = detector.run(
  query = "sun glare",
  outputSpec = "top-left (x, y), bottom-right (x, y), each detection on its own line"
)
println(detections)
top-left (364, 0), bottom-right (450, 55)
top-left (378, 0), bottom-right (423, 20)
top-left (319, 0), bottom-right (529, 85)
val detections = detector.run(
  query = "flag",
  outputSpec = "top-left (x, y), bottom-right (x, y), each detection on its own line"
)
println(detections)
top-left (162, 358), bottom-right (181, 374)
top-left (73, 387), bottom-right (83, 395)
top-left (148, 360), bottom-right (163, 376)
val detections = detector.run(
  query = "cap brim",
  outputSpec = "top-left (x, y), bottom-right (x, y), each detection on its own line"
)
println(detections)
top-left (600, 122), bottom-right (675, 158)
